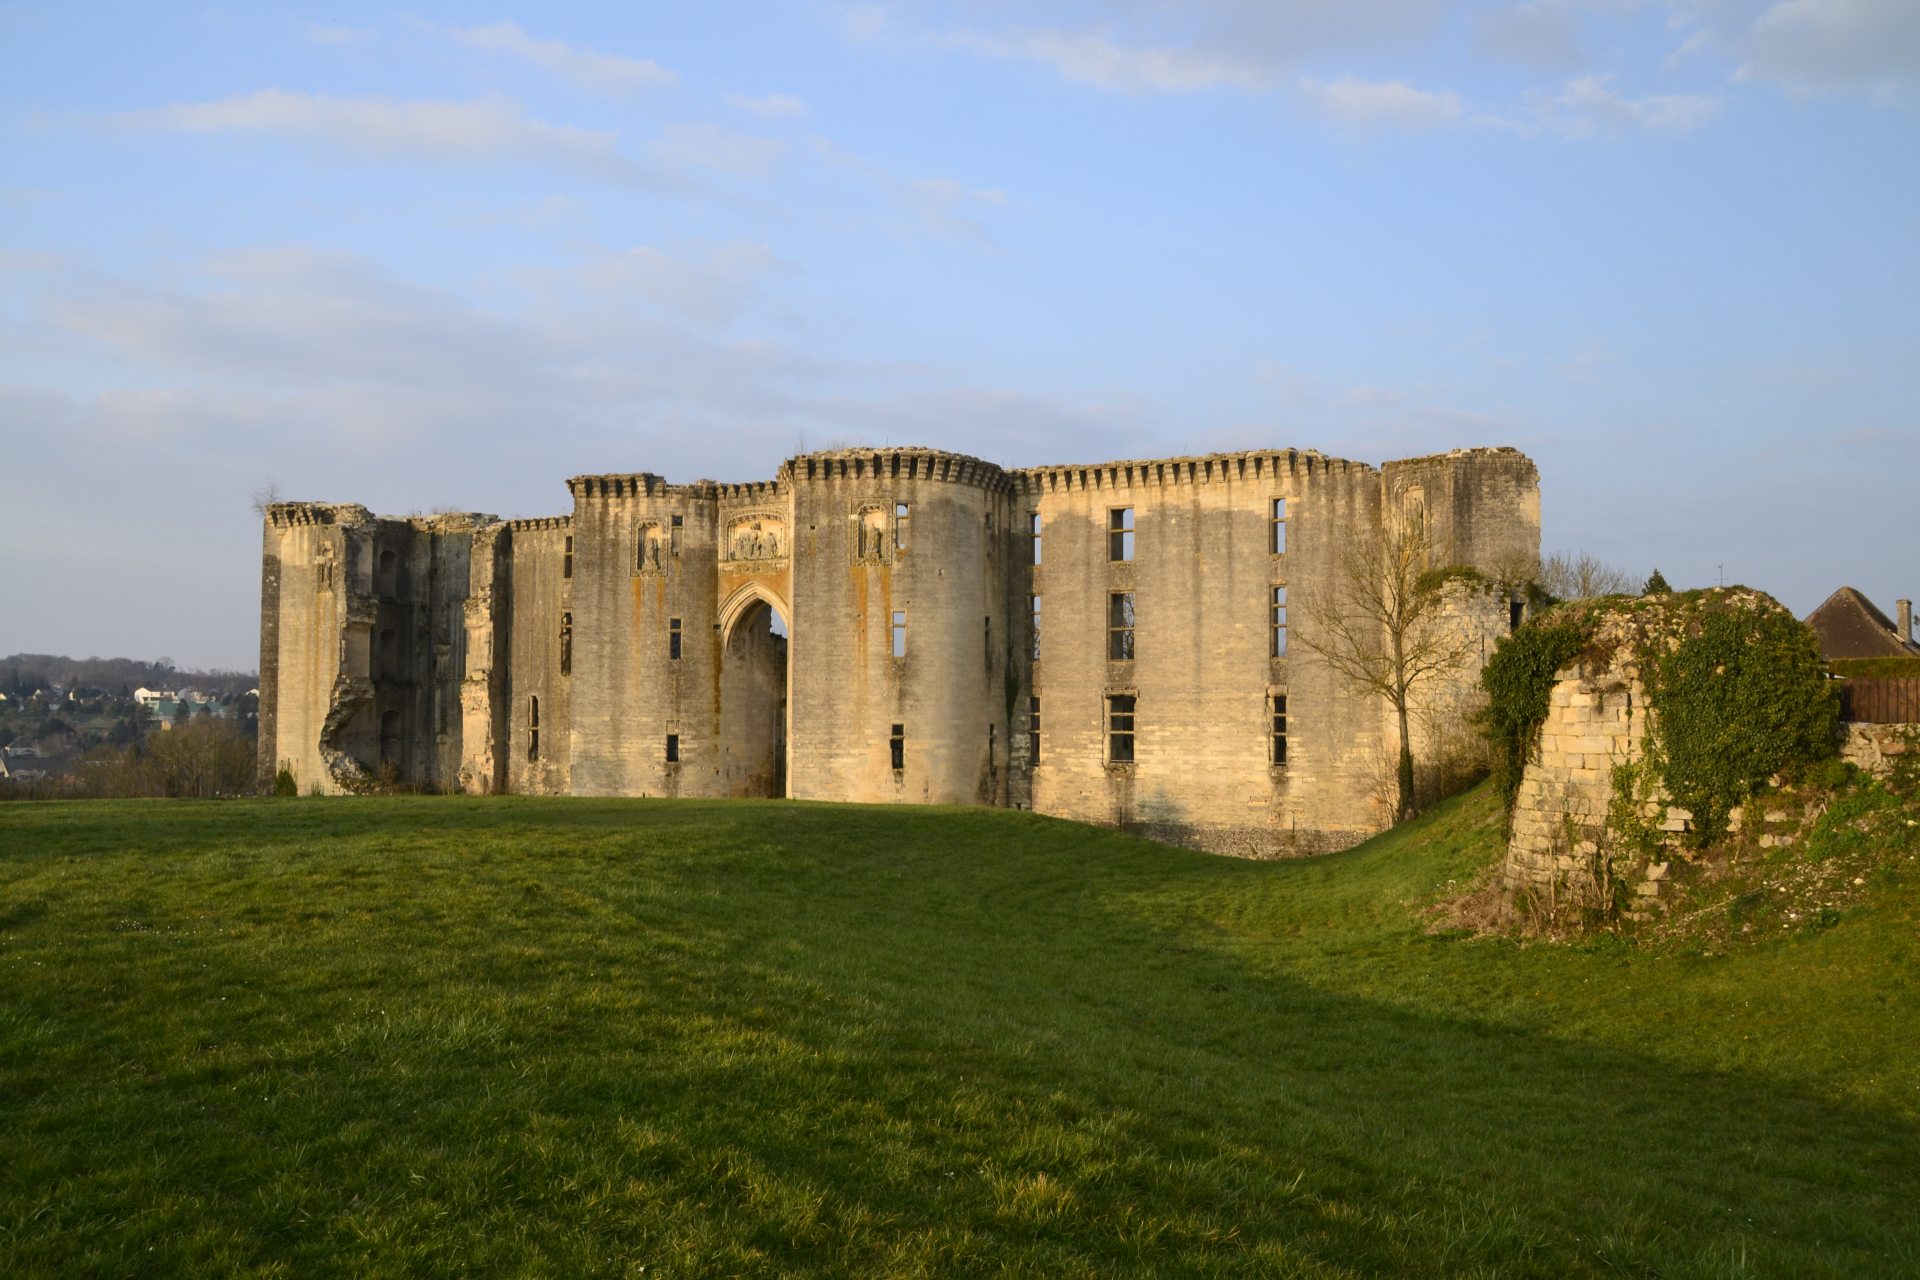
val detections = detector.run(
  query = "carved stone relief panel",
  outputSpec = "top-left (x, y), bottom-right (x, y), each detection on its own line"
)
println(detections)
top-left (724, 512), bottom-right (786, 564)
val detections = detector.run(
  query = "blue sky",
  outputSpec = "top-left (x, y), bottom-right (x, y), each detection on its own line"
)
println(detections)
top-left (1, 0), bottom-right (1914, 670)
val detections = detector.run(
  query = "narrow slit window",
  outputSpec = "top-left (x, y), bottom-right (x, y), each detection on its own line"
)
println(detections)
top-left (1270, 693), bottom-right (1288, 765)
top-left (1270, 586), bottom-right (1288, 658)
top-left (560, 611), bottom-right (572, 676)
top-left (891, 610), bottom-right (906, 658)
top-left (563, 535), bottom-right (573, 579)
top-left (1108, 591), bottom-right (1135, 661)
top-left (1029, 511), bottom-right (1042, 565)
top-left (1270, 498), bottom-right (1287, 555)
top-left (1107, 693), bottom-right (1136, 764)
top-left (1029, 594), bottom-right (1042, 662)
top-left (665, 733), bottom-right (679, 763)
top-left (984, 616), bottom-right (993, 667)
top-left (894, 502), bottom-right (910, 552)
top-left (890, 723), bottom-right (905, 771)
top-left (669, 617), bottom-right (682, 660)
top-left (528, 695), bottom-right (540, 761)
top-left (1028, 695), bottom-right (1040, 763)
top-left (1108, 507), bottom-right (1134, 562)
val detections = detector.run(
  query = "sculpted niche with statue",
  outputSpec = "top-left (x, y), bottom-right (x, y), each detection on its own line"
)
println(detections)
top-left (724, 514), bottom-right (786, 564)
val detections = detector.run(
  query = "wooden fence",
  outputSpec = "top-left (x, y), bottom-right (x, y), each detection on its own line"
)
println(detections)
top-left (1837, 678), bottom-right (1920, 724)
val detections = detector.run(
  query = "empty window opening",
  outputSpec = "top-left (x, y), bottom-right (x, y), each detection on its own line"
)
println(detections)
top-left (894, 502), bottom-right (910, 552)
top-left (1029, 695), bottom-right (1041, 763)
top-left (560, 611), bottom-right (572, 676)
top-left (891, 610), bottom-right (906, 658)
top-left (563, 535), bottom-right (573, 579)
top-left (378, 548), bottom-right (398, 595)
top-left (984, 615), bottom-right (992, 668)
top-left (1271, 693), bottom-right (1288, 765)
top-left (890, 723), bottom-right (905, 771)
top-left (1271, 586), bottom-right (1288, 658)
top-left (1029, 594), bottom-right (1042, 662)
top-left (1510, 598), bottom-right (1524, 633)
top-left (1029, 511), bottom-right (1043, 565)
top-left (528, 695), bottom-right (541, 761)
top-left (669, 617), bottom-right (683, 660)
top-left (670, 514), bottom-right (683, 557)
top-left (1108, 591), bottom-right (1135, 661)
top-left (988, 723), bottom-right (996, 761)
top-left (1271, 498), bottom-right (1288, 555)
top-left (1107, 693), bottom-right (1136, 764)
top-left (665, 733), bottom-right (680, 763)
top-left (1108, 507), bottom-right (1135, 562)
top-left (378, 627), bottom-right (397, 677)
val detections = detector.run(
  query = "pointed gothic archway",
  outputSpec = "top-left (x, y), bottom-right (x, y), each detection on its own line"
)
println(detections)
top-left (716, 582), bottom-right (791, 798)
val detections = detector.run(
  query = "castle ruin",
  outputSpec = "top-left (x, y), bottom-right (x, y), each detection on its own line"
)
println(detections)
top-left (259, 445), bottom-right (1539, 855)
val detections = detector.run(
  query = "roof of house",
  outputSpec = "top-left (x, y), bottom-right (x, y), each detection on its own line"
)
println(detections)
top-left (1805, 586), bottom-right (1920, 660)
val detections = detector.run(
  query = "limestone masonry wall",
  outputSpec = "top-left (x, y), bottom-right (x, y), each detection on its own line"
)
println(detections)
top-left (261, 444), bottom-right (1539, 855)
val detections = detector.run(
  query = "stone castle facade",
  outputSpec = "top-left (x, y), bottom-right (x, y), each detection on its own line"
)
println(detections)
top-left (259, 445), bottom-right (1539, 855)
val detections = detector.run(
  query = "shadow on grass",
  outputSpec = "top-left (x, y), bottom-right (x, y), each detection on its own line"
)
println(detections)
top-left (2, 796), bottom-right (1915, 1277)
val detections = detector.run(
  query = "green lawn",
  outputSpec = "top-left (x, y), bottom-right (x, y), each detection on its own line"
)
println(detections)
top-left (2, 785), bottom-right (1916, 1277)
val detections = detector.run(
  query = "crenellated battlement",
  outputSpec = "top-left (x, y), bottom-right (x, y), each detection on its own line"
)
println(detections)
top-left (1010, 448), bottom-right (1357, 495)
top-left (266, 502), bottom-right (373, 529)
top-left (787, 447), bottom-right (1011, 492)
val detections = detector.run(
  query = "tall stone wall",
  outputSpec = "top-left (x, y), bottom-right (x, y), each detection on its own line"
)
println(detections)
top-left (786, 450), bottom-right (1011, 806)
top-left (261, 444), bottom-right (1540, 854)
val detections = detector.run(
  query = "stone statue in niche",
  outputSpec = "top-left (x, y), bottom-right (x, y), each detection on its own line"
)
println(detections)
top-left (855, 506), bottom-right (889, 563)
top-left (316, 543), bottom-right (336, 591)
top-left (637, 523), bottom-right (667, 574)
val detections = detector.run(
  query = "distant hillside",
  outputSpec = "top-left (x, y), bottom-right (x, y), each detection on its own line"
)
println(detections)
top-left (0, 653), bottom-right (257, 698)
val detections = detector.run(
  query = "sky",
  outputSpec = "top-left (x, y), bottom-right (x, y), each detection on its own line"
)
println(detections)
top-left (1, 0), bottom-right (1915, 671)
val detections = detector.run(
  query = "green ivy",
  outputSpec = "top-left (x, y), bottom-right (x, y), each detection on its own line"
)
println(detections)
top-left (1479, 616), bottom-right (1593, 824)
top-left (1828, 656), bottom-right (1920, 679)
top-left (1636, 592), bottom-right (1840, 846)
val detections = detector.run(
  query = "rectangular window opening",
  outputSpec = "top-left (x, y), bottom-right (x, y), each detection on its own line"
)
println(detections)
top-left (1270, 498), bottom-right (1288, 555)
top-left (984, 615), bottom-right (992, 667)
top-left (669, 617), bottom-right (683, 660)
top-left (1029, 594), bottom-right (1041, 662)
top-left (894, 502), bottom-right (910, 552)
top-left (1108, 507), bottom-right (1135, 562)
top-left (1510, 598), bottom-right (1525, 633)
top-left (1107, 693), bottom-right (1136, 764)
top-left (1029, 511), bottom-right (1042, 565)
top-left (890, 723), bottom-right (905, 771)
top-left (669, 514), bottom-right (683, 557)
top-left (528, 695), bottom-right (540, 761)
top-left (891, 610), bottom-right (906, 659)
top-left (1108, 591), bottom-right (1135, 661)
top-left (1028, 695), bottom-right (1040, 763)
top-left (560, 611), bottom-right (572, 676)
top-left (1271, 586), bottom-right (1288, 658)
top-left (563, 535), bottom-right (573, 579)
top-left (1271, 694), bottom-right (1288, 765)
top-left (665, 733), bottom-right (680, 763)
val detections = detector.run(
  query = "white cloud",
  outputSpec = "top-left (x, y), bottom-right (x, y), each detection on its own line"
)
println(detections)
top-left (1737, 0), bottom-right (1920, 97)
top-left (942, 27), bottom-right (1272, 94)
top-left (1474, 2), bottom-right (1588, 69)
top-left (647, 123), bottom-right (785, 177)
top-left (303, 22), bottom-right (372, 47)
top-left (1297, 75), bottom-right (1463, 130)
top-left (449, 21), bottom-right (677, 94)
top-left (111, 91), bottom-right (640, 180)
top-left (729, 92), bottom-right (809, 117)
top-left (1525, 74), bottom-right (1719, 137)
top-left (571, 241), bottom-right (786, 328)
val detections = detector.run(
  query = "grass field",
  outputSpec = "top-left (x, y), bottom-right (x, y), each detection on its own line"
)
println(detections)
top-left (3, 784), bottom-right (1917, 1277)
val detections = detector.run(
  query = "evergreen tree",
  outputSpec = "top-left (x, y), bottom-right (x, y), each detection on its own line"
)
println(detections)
top-left (1643, 568), bottom-right (1673, 595)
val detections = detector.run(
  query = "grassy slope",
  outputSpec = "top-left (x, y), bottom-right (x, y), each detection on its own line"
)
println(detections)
top-left (1, 785), bottom-right (1916, 1278)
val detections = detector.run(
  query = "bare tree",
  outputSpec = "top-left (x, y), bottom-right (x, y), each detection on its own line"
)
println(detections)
top-left (250, 480), bottom-right (282, 518)
top-left (1295, 499), bottom-right (1479, 824)
top-left (1538, 550), bottom-right (1635, 601)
